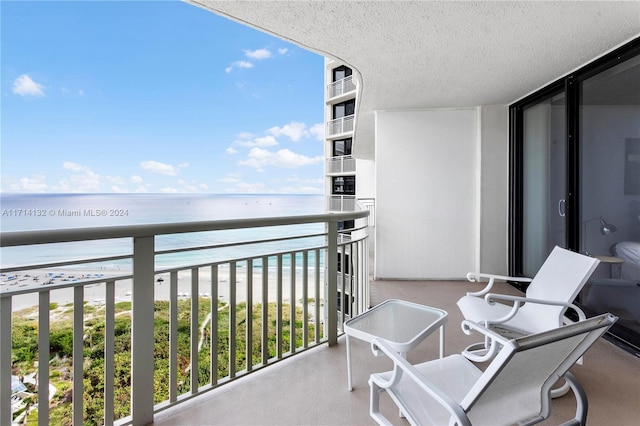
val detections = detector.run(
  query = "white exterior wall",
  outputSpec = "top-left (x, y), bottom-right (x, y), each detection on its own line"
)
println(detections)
top-left (375, 109), bottom-right (479, 279)
top-left (355, 159), bottom-right (375, 199)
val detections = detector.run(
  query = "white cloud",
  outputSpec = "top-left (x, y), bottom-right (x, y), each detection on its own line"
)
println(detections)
top-left (57, 162), bottom-right (102, 192)
top-left (244, 48), bottom-right (272, 60)
top-left (106, 175), bottom-right (125, 185)
top-left (160, 187), bottom-right (179, 193)
top-left (226, 181), bottom-right (266, 193)
top-left (140, 160), bottom-right (186, 176)
top-left (238, 147), bottom-right (323, 172)
top-left (234, 134), bottom-right (279, 148)
top-left (63, 161), bottom-right (91, 173)
top-left (111, 185), bottom-right (128, 193)
top-left (225, 60), bottom-right (254, 74)
top-left (130, 175), bottom-right (143, 184)
top-left (176, 179), bottom-right (205, 193)
top-left (12, 74), bottom-right (45, 97)
top-left (267, 122), bottom-right (308, 142)
top-left (220, 175), bottom-right (241, 183)
top-left (226, 46), bottom-right (287, 73)
top-left (14, 175), bottom-right (48, 192)
top-left (276, 176), bottom-right (324, 194)
top-left (266, 121), bottom-right (324, 142)
top-left (226, 147), bottom-right (238, 155)
top-left (309, 123), bottom-right (325, 140)
top-left (235, 60), bottom-right (253, 68)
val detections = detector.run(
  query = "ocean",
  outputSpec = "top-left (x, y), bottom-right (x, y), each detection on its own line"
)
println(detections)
top-left (1, 193), bottom-right (326, 269)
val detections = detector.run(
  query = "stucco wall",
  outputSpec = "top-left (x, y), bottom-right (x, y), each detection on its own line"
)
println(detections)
top-left (374, 108), bottom-right (479, 279)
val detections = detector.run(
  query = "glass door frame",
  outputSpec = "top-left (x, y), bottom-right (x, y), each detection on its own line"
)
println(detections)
top-left (509, 37), bottom-right (640, 352)
top-left (509, 37), bottom-right (640, 279)
top-left (509, 81), bottom-right (568, 281)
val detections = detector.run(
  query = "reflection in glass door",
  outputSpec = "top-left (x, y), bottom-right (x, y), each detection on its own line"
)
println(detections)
top-left (579, 55), bottom-right (640, 343)
top-left (522, 93), bottom-right (567, 276)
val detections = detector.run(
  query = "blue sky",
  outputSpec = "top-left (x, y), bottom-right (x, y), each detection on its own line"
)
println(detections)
top-left (1, 1), bottom-right (325, 194)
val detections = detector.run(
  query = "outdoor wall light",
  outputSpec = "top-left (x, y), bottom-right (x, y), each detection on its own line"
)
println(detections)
top-left (582, 216), bottom-right (618, 256)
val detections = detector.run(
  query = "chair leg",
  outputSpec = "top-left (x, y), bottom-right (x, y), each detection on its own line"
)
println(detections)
top-left (369, 380), bottom-right (392, 426)
top-left (550, 377), bottom-right (571, 398)
top-left (558, 372), bottom-right (588, 425)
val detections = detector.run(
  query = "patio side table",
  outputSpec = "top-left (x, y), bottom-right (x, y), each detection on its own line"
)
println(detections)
top-left (343, 298), bottom-right (447, 390)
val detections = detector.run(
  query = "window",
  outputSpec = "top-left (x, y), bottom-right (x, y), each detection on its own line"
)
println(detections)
top-left (333, 138), bottom-right (352, 157)
top-left (338, 220), bottom-right (355, 233)
top-left (332, 65), bottom-right (352, 82)
top-left (333, 99), bottom-right (355, 119)
top-left (332, 176), bottom-right (355, 195)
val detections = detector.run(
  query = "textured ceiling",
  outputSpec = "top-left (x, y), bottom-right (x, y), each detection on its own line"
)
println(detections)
top-left (188, 1), bottom-right (640, 159)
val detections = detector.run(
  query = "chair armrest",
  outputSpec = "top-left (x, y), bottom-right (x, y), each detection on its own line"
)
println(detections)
top-left (460, 320), bottom-right (511, 361)
top-left (460, 320), bottom-right (511, 346)
top-left (465, 272), bottom-right (532, 297)
top-left (486, 294), bottom-right (586, 318)
top-left (369, 338), bottom-right (471, 426)
top-left (482, 294), bottom-right (586, 327)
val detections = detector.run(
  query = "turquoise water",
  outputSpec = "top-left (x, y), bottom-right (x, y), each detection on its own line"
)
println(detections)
top-left (1, 193), bottom-right (326, 269)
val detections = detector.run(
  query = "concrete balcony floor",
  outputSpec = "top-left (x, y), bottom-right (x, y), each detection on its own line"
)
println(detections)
top-left (153, 280), bottom-right (640, 426)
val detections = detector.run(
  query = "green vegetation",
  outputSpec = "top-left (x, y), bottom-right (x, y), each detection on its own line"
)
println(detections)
top-left (12, 298), bottom-right (322, 425)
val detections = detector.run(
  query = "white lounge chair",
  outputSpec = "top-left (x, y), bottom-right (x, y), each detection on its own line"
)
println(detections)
top-left (369, 313), bottom-right (617, 426)
top-left (456, 246), bottom-right (600, 363)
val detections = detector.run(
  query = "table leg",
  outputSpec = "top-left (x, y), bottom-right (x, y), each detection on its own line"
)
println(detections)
top-left (346, 334), bottom-right (353, 391)
top-left (439, 325), bottom-right (445, 358)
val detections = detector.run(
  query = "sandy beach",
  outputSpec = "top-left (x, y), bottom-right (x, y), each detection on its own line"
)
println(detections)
top-left (2, 264), bottom-right (325, 312)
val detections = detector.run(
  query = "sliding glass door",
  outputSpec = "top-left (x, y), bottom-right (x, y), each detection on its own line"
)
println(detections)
top-left (521, 92), bottom-right (567, 276)
top-left (510, 37), bottom-right (640, 351)
top-left (579, 54), bottom-right (640, 345)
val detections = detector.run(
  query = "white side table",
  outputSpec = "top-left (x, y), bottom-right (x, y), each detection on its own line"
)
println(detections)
top-left (343, 299), bottom-right (447, 390)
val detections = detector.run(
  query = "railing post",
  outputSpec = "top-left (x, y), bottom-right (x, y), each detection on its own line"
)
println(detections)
top-left (326, 221), bottom-right (338, 346)
top-left (0, 297), bottom-right (11, 426)
top-left (38, 291), bottom-right (50, 426)
top-left (131, 236), bottom-right (155, 425)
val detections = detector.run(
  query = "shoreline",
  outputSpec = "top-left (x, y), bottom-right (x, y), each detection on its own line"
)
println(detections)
top-left (3, 264), bottom-right (325, 312)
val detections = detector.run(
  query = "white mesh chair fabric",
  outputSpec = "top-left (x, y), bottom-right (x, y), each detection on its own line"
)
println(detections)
top-left (456, 246), bottom-right (600, 361)
top-left (369, 313), bottom-right (617, 426)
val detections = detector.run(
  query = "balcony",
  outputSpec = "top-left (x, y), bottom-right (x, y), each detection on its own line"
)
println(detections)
top-left (3, 212), bottom-right (638, 426)
top-left (326, 155), bottom-right (356, 175)
top-left (1, 210), bottom-right (369, 425)
top-left (326, 115), bottom-right (354, 138)
top-left (327, 195), bottom-right (357, 213)
top-left (327, 76), bottom-right (356, 100)
top-left (156, 279), bottom-right (640, 425)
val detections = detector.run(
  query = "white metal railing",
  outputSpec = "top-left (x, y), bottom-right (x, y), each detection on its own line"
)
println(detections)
top-left (358, 198), bottom-right (376, 227)
top-left (327, 76), bottom-right (356, 99)
top-left (326, 115), bottom-right (354, 137)
top-left (327, 196), bottom-right (358, 212)
top-left (326, 155), bottom-right (356, 174)
top-left (1, 211), bottom-right (369, 426)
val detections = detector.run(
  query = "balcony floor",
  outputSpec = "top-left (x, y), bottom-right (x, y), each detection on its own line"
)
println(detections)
top-left (153, 280), bottom-right (640, 426)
